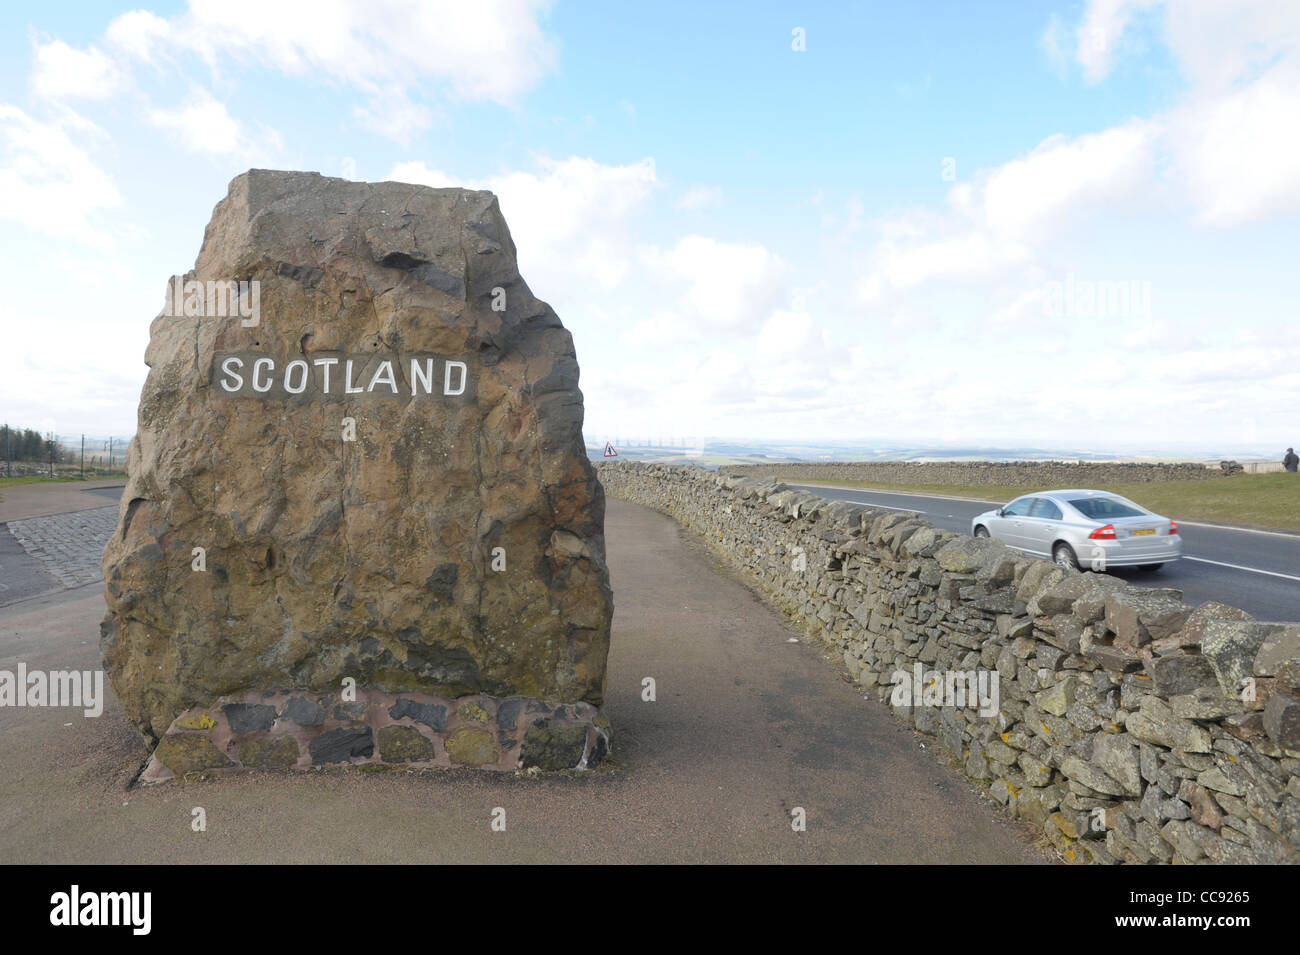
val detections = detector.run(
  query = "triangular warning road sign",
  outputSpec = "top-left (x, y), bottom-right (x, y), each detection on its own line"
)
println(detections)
top-left (603, 442), bottom-right (618, 457)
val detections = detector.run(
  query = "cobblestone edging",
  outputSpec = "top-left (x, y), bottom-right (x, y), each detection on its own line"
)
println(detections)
top-left (141, 688), bottom-right (611, 784)
top-left (597, 462), bottom-right (1300, 865)
top-left (724, 459), bottom-right (1224, 486)
top-left (6, 505), bottom-right (118, 587)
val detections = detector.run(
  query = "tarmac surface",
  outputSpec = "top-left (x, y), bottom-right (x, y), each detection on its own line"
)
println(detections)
top-left (0, 483), bottom-right (1049, 864)
top-left (789, 483), bottom-right (1300, 622)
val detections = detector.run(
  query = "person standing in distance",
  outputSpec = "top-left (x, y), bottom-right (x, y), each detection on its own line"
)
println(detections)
top-left (1284, 447), bottom-right (1299, 472)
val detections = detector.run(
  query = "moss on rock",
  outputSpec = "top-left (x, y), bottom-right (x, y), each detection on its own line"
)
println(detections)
top-left (520, 720), bottom-right (588, 771)
top-left (445, 725), bottom-right (497, 766)
top-left (378, 725), bottom-right (437, 763)
top-left (154, 734), bottom-right (234, 774)
top-left (240, 736), bottom-right (300, 769)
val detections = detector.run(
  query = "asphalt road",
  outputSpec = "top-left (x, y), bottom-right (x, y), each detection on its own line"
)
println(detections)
top-left (789, 483), bottom-right (1300, 623)
top-left (0, 492), bottom-right (1048, 864)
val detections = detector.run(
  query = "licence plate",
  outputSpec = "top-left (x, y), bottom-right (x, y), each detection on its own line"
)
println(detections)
top-left (1131, 528), bottom-right (1155, 536)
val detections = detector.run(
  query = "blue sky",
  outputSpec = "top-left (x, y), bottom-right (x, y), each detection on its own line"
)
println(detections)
top-left (2, 1), bottom-right (1297, 454)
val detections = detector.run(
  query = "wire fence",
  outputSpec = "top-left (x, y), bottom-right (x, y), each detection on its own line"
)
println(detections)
top-left (1, 427), bottom-right (133, 479)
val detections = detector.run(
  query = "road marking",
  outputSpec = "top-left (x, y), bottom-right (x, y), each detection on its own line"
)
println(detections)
top-left (1175, 520), bottom-right (1300, 540)
top-left (846, 499), bottom-right (925, 514)
top-left (1183, 556), bottom-right (1300, 582)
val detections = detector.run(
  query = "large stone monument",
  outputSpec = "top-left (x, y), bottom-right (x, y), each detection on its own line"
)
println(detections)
top-left (101, 170), bottom-right (613, 780)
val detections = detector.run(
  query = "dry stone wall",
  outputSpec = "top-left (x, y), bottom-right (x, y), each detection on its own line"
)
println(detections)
top-left (725, 460), bottom-right (1222, 486)
top-left (598, 461), bottom-right (1300, 864)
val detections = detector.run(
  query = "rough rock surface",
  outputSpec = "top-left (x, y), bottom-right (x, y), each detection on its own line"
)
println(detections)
top-left (101, 170), bottom-right (613, 741)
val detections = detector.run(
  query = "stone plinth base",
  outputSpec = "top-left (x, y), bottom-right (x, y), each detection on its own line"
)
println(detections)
top-left (139, 689), bottom-right (610, 784)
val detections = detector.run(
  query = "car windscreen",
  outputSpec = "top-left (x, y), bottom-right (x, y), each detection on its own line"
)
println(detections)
top-left (1068, 497), bottom-right (1148, 520)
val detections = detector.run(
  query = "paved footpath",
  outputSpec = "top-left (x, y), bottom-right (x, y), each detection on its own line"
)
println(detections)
top-left (0, 489), bottom-right (1050, 863)
top-left (0, 481), bottom-right (125, 605)
top-left (6, 505), bottom-right (118, 588)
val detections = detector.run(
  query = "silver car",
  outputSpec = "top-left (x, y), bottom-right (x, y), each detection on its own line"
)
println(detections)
top-left (971, 489), bottom-right (1181, 572)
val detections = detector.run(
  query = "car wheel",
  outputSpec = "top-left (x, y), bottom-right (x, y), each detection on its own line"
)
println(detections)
top-left (974, 525), bottom-right (990, 538)
top-left (1137, 563), bottom-right (1164, 572)
top-left (1053, 543), bottom-right (1079, 571)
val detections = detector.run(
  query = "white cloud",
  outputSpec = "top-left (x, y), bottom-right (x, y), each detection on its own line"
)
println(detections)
top-left (30, 39), bottom-right (123, 100)
top-left (1121, 319), bottom-right (1173, 349)
top-left (855, 120), bottom-right (1154, 300)
top-left (806, 2), bottom-right (1300, 447)
top-left (756, 310), bottom-right (819, 362)
top-left (1144, 344), bottom-right (1296, 385)
top-left (987, 287), bottom-right (1052, 332)
top-left (1040, 15), bottom-right (1070, 79)
top-left (1064, 0), bottom-right (1300, 92)
top-left (675, 185), bottom-right (723, 211)
top-left (104, 10), bottom-right (173, 64)
top-left (857, 273), bottom-right (882, 304)
top-left (390, 155), bottom-right (659, 293)
top-left (0, 247), bottom-right (159, 435)
top-left (148, 87), bottom-right (282, 161)
top-left (751, 310), bottom-right (859, 405)
top-left (979, 121), bottom-right (1155, 238)
top-left (876, 232), bottom-right (1029, 290)
top-left (491, 157), bottom-right (658, 258)
top-left (1136, 0), bottom-right (1299, 93)
top-left (104, 0), bottom-right (556, 109)
top-left (1062, 0), bottom-right (1300, 224)
top-left (861, 1), bottom-right (1299, 308)
top-left (1166, 68), bottom-right (1300, 226)
top-left (0, 105), bottom-right (121, 244)
top-left (352, 87), bottom-right (434, 145)
top-left (387, 160), bottom-right (458, 189)
top-left (644, 236), bottom-right (784, 328)
top-left (1074, 0), bottom-right (1151, 82)
top-left (622, 312), bottom-right (697, 348)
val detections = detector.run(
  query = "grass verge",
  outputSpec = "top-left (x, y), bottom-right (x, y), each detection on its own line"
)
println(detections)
top-left (0, 475), bottom-right (93, 488)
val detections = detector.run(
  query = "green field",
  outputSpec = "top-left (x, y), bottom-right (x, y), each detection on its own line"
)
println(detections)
top-left (777, 473), bottom-right (1300, 531)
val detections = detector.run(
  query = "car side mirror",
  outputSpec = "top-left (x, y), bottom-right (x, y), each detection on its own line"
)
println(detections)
top-left (995, 508), bottom-right (1004, 517)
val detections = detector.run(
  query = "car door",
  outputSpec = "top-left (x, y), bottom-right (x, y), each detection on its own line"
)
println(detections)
top-left (994, 496), bottom-right (1035, 550)
top-left (1023, 497), bottom-right (1064, 557)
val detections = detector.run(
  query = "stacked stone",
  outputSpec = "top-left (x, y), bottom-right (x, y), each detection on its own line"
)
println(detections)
top-left (139, 687), bottom-right (609, 783)
top-left (724, 459), bottom-right (1222, 486)
top-left (597, 461), bottom-right (1300, 865)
